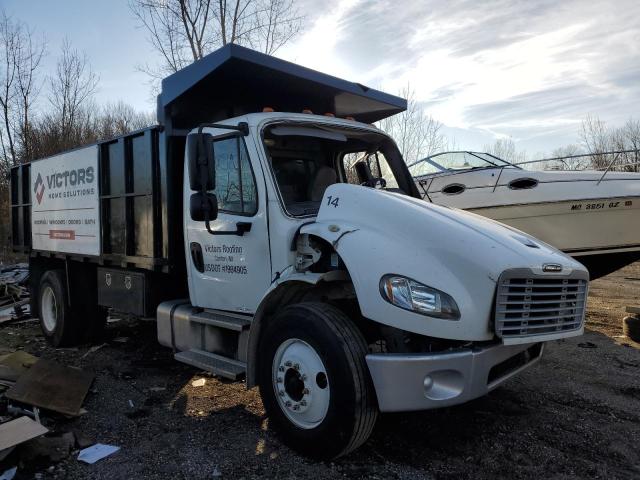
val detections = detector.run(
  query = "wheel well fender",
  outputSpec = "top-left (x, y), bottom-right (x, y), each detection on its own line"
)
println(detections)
top-left (246, 271), bottom-right (354, 388)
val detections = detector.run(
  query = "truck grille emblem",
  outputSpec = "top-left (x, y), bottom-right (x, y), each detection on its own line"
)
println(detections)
top-left (34, 173), bottom-right (45, 205)
top-left (542, 263), bottom-right (563, 272)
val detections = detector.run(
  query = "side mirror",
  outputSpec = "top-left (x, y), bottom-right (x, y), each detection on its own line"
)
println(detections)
top-left (190, 192), bottom-right (218, 222)
top-left (187, 133), bottom-right (215, 191)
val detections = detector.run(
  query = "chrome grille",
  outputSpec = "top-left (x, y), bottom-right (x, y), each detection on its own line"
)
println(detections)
top-left (495, 270), bottom-right (588, 339)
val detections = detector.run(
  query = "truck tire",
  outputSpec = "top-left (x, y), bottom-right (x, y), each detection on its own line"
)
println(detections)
top-left (38, 270), bottom-right (79, 347)
top-left (257, 302), bottom-right (378, 459)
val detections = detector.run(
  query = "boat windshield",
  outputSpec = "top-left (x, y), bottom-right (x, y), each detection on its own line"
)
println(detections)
top-left (408, 151), bottom-right (518, 177)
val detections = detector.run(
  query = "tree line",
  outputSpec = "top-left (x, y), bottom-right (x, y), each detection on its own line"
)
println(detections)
top-left (0, 0), bottom-right (304, 259)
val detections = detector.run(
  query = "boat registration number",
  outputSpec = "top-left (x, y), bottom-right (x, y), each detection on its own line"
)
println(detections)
top-left (570, 200), bottom-right (633, 211)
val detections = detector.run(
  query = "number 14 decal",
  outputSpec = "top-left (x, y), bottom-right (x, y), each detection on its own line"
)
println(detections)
top-left (326, 196), bottom-right (340, 208)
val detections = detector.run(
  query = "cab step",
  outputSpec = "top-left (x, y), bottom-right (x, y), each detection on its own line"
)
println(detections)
top-left (174, 349), bottom-right (246, 380)
top-left (190, 309), bottom-right (251, 331)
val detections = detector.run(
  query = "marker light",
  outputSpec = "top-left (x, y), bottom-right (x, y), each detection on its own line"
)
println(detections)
top-left (380, 275), bottom-right (460, 320)
top-left (263, 107), bottom-right (274, 112)
top-left (302, 109), bottom-right (313, 114)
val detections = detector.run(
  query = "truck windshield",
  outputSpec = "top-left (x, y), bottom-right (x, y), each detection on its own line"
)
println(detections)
top-left (263, 123), bottom-right (405, 216)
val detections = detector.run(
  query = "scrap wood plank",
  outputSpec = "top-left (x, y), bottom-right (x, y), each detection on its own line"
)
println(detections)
top-left (5, 359), bottom-right (94, 416)
top-left (0, 351), bottom-right (37, 382)
top-left (0, 416), bottom-right (48, 451)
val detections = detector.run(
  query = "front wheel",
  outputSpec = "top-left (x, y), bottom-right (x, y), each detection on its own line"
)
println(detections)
top-left (258, 302), bottom-right (378, 459)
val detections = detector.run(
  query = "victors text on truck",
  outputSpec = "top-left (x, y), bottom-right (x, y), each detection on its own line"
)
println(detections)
top-left (9, 44), bottom-right (589, 459)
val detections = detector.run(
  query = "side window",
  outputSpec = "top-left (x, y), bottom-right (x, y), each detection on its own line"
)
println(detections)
top-left (211, 136), bottom-right (257, 215)
top-left (342, 151), bottom-right (399, 189)
top-left (368, 152), bottom-right (399, 189)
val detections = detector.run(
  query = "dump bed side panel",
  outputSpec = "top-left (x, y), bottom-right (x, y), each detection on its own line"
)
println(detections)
top-left (10, 127), bottom-right (186, 275)
top-left (31, 146), bottom-right (100, 255)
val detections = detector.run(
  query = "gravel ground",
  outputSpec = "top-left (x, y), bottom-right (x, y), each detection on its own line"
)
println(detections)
top-left (1, 263), bottom-right (639, 479)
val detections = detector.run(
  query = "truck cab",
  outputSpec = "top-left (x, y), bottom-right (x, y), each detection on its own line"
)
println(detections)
top-left (11, 45), bottom-right (589, 459)
top-left (161, 109), bottom-right (588, 457)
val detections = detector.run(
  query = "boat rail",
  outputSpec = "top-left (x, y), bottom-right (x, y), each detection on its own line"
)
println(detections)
top-left (415, 149), bottom-right (640, 201)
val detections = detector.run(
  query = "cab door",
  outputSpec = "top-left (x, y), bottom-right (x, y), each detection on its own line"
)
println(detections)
top-left (184, 129), bottom-right (271, 313)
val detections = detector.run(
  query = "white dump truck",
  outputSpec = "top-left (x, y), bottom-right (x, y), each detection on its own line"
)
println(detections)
top-left (10, 45), bottom-right (589, 459)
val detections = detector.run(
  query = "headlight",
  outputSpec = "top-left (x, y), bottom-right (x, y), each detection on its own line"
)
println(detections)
top-left (379, 275), bottom-right (460, 320)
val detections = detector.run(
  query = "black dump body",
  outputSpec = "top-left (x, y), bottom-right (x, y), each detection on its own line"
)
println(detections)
top-left (11, 128), bottom-right (186, 275)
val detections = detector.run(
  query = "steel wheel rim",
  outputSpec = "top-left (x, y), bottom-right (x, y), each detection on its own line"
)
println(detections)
top-left (272, 338), bottom-right (330, 429)
top-left (41, 286), bottom-right (58, 333)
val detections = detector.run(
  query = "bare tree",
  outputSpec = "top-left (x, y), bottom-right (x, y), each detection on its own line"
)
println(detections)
top-left (47, 38), bottom-right (99, 142)
top-left (0, 11), bottom-right (45, 168)
top-left (483, 138), bottom-right (527, 165)
top-left (130, 0), bottom-right (303, 79)
top-left (378, 85), bottom-right (446, 164)
top-left (580, 114), bottom-right (611, 169)
top-left (96, 101), bottom-right (155, 139)
top-left (622, 118), bottom-right (640, 171)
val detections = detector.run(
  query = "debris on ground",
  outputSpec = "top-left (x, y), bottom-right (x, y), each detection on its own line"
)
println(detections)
top-left (0, 416), bottom-right (48, 452)
top-left (0, 351), bottom-right (37, 384)
top-left (5, 359), bottom-right (93, 417)
top-left (20, 432), bottom-right (75, 464)
top-left (0, 264), bottom-right (30, 325)
top-left (191, 378), bottom-right (206, 387)
top-left (623, 306), bottom-right (640, 342)
top-left (80, 344), bottom-right (106, 359)
top-left (77, 444), bottom-right (120, 464)
top-left (0, 466), bottom-right (17, 480)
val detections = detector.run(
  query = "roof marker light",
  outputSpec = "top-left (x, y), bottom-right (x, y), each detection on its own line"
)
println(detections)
top-left (263, 107), bottom-right (274, 112)
top-left (324, 112), bottom-right (335, 117)
top-left (345, 116), bottom-right (355, 121)
top-left (302, 109), bottom-right (313, 114)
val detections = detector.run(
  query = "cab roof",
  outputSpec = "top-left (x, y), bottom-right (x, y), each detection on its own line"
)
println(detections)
top-left (158, 44), bottom-right (406, 132)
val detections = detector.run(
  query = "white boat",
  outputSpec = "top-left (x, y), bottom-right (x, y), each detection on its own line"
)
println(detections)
top-left (408, 151), bottom-right (640, 279)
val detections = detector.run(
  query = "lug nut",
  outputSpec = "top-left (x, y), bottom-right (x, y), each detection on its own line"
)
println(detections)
top-left (278, 390), bottom-right (285, 396)
top-left (301, 374), bottom-right (307, 381)
top-left (300, 400), bottom-right (307, 406)
top-left (292, 404), bottom-right (300, 411)
top-left (302, 388), bottom-right (309, 395)
top-left (285, 400), bottom-right (291, 407)
top-left (276, 377), bottom-right (283, 383)
top-left (285, 361), bottom-right (292, 367)
top-left (278, 366), bottom-right (285, 372)
top-left (293, 363), bottom-right (300, 371)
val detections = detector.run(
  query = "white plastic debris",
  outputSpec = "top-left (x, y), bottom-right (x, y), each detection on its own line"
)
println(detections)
top-left (192, 378), bottom-right (206, 387)
top-left (0, 467), bottom-right (17, 480)
top-left (77, 444), bottom-right (120, 464)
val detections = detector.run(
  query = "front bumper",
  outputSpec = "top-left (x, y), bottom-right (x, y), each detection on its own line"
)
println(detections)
top-left (366, 342), bottom-right (543, 412)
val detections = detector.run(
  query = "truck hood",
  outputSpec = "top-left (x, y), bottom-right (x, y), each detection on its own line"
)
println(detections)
top-left (301, 184), bottom-right (587, 341)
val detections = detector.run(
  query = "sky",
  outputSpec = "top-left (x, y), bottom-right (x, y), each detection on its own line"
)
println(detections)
top-left (3, 0), bottom-right (640, 156)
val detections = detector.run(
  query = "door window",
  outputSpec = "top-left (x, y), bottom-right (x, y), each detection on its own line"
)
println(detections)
top-left (211, 136), bottom-right (257, 215)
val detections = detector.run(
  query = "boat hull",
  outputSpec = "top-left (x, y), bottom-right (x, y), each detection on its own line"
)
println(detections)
top-left (467, 196), bottom-right (640, 278)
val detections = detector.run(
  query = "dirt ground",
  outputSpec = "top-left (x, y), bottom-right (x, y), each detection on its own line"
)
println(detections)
top-left (1, 263), bottom-right (639, 479)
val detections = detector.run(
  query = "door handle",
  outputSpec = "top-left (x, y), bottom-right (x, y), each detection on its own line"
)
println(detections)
top-left (205, 221), bottom-right (252, 236)
top-left (190, 242), bottom-right (204, 273)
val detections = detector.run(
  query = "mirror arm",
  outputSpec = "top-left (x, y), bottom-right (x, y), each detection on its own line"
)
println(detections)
top-left (205, 220), bottom-right (252, 237)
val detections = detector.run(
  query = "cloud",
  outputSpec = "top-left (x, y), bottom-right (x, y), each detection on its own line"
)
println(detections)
top-left (280, 0), bottom-right (640, 153)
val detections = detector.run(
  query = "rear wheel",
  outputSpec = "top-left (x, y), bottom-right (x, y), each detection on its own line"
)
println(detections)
top-left (39, 270), bottom-right (78, 347)
top-left (38, 269), bottom-right (106, 346)
top-left (258, 302), bottom-right (378, 459)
